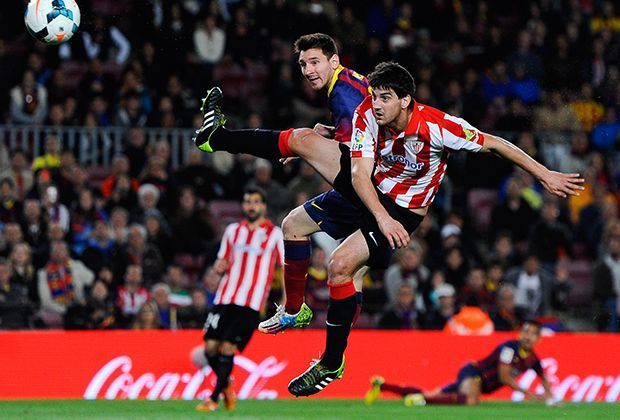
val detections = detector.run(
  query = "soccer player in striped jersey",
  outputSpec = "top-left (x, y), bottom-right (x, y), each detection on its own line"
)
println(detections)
top-left (196, 187), bottom-right (283, 412)
top-left (193, 62), bottom-right (583, 397)
top-left (365, 321), bottom-right (554, 406)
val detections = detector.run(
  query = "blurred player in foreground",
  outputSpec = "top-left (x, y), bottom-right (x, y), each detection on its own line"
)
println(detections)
top-left (196, 188), bottom-right (283, 412)
top-left (365, 321), bottom-right (554, 406)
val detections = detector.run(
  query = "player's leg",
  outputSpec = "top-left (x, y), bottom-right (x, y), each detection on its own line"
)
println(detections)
top-left (413, 365), bottom-right (480, 406)
top-left (209, 340), bottom-right (237, 408)
top-left (193, 87), bottom-right (343, 185)
top-left (196, 338), bottom-right (221, 411)
top-left (458, 377), bottom-right (482, 406)
top-left (288, 230), bottom-right (369, 397)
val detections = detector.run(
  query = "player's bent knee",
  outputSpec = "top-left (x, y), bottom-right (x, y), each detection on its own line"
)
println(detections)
top-left (289, 128), bottom-right (317, 154)
top-left (220, 341), bottom-right (236, 356)
top-left (204, 340), bottom-right (219, 357)
top-left (282, 207), bottom-right (307, 238)
top-left (328, 256), bottom-right (354, 281)
top-left (465, 396), bottom-right (479, 406)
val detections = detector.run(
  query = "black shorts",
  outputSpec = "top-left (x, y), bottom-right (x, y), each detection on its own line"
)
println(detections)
top-left (202, 304), bottom-right (260, 352)
top-left (333, 143), bottom-right (425, 269)
top-left (303, 189), bottom-right (360, 240)
top-left (440, 363), bottom-right (483, 393)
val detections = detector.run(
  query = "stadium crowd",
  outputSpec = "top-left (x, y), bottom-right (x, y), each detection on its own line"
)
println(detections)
top-left (0, 0), bottom-right (619, 332)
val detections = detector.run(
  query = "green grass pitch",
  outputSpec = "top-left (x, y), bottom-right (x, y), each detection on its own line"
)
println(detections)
top-left (0, 400), bottom-right (616, 419)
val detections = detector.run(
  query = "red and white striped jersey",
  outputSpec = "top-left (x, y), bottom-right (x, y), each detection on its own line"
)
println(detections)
top-left (214, 219), bottom-right (283, 311)
top-left (350, 96), bottom-right (486, 209)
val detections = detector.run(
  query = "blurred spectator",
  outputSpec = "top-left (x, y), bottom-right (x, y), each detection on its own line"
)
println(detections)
top-left (201, 266), bottom-right (220, 308)
top-left (193, 15), bottom-right (226, 76)
top-left (378, 284), bottom-right (421, 330)
top-left (37, 241), bottom-right (94, 328)
top-left (593, 222), bottom-right (620, 332)
top-left (490, 285), bottom-right (525, 331)
top-left (20, 199), bottom-right (48, 258)
top-left (9, 70), bottom-right (48, 125)
top-left (534, 91), bottom-right (581, 133)
top-left (170, 187), bottom-right (214, 257)
top-left (109, 207), bottom-right (129, 245)
top-left (175, 149), bottom-right (219, 200)
top-left (0, 258), bottom-right (31, 329)
top-left (144, 212), bottom-right (173, 263)
top-left (70, 188), bottom-right (107, 256)
top-left (111, 224), bottom-right (164, 287)
top-left (570, 83), bottom-right (604, 132)
top-left (424, 283), bottom-right (457, 330)
top-left (166, 264), bottom-right (190, 307)
top-left (245, 159), bottom-right (289, 220)
top-left (42, 185), bottom-right (69, 233)
top-left (383, 241), bottom-right (429, 307)
top-left (178, 288), bottom-right (209, 329)
top-left (151, 282), bottom-right (174, 329)
top-left (459, 268), bottom-right (495, 311)
top-left (528, 200), bottom-right (573, 267)
top-left (116, 264), bottom-right (150, 328)
top-left (32, 136), bottom-right (61, 173)
top-left (64, 280), bottom-right (115, 329)
top-left (131, 301), bottom-right (161, 330)
top-left (0, 178), bottom-right (22, 224)
top-left (9, 242), bottom-right (37, 306)
top-left (82, 220), bottom-right (116, 273)
top-left (592, 108), bottom-right (620, 151)
top-left (0, 150), bottom-right (33, 201)
top-left (306, 246), bottom-right (329, 313)
top-left (558, 133), bottom-right (590, 176)
top-left (100, 155), bottom-right (140, 199)
top-left (287, 162), bottom-right (322, 205)
top-left (503, 254), bottom-right (565, 319)
top-left (491, 177), bottom-right (538, 246)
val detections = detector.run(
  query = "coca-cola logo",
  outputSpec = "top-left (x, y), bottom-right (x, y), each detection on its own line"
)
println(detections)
top-left (512, 358), bottom-right (620, 402)
top-left (84, 355), bottom-right (287, 400)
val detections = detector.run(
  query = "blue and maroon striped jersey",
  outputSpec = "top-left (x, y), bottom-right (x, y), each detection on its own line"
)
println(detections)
top-left (473, 340), bottom-right (544, 393)
top-left (327, 66), bottom-right (370, 142)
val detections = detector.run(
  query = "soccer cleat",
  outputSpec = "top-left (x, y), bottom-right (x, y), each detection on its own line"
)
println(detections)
top-left (195, 397), bottom-right (219, 412)
top-left (258, 302), bottom-right (314, 334)
top-left (193, 87), bottom-right (226, 153)
top-left (288, 357), bottom-right (345, 397)
top-left (404, 393), bottom-right (427, 407)
top-left (222, 379), bottom-right (237, 411)
top-left (364, 375), bottom-right (385, 405)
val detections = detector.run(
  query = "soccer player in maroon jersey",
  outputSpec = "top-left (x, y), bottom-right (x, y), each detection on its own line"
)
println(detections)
top-left (365, 321), bottom-right (554, 406)
top-left (258, 33), bottom-right (370, 335)
top-left (193, 62), bottom-right (583, 396)
top-left (196, 187), bottom-right (283, 412)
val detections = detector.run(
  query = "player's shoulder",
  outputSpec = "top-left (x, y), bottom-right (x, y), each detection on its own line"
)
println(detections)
top-left (339, 66), bottom-right (369, 84)
top-left (332, 67), bottom-right (369, 95)
top-left (415, 102), bottom-right (450, 123)
top-left (499, 339), bottom-right (520, 349)
top-left (355, 95), bottom-right (374, 113)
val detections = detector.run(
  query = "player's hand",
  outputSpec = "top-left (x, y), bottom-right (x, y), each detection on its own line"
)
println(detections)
top-left (214, 259), bottom-right (229, 275)
top-left (376, 214), bottom-right (409, 249)
top-left (313, 123), bottom-right (335, 138)
top-left (539, 170), bottom-right (585, 198)
top-left (279, 157), bottom-right (299, 165)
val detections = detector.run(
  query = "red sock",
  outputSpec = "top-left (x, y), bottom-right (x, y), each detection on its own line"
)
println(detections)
top-left (278, 128), bottom-right (295, 158)
top-left (283, 240), bottom-right (310, 313)
top-left (380, 383), bottom-right (423, 396)
top-left (425, 393), bottom-right (467, 405)
top-left (328, 280), bottom-right (357, 300)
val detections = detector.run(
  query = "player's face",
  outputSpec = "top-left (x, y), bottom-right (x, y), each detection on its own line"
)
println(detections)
top-left (242, 193), bottom-right (266, 222)
top-left (519, 323), bottom-right (541, 351)
top-left (371, 88), bottom-right (411, 127)
top-left (298, 48), bottom-right (339, 91)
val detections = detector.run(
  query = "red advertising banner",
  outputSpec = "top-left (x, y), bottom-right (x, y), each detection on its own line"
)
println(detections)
top-left (1, 330), bottom-right (619, 402)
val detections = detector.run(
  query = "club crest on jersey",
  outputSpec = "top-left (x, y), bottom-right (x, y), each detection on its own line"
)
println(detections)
top-left (410, 141), bottom-right (424, 154)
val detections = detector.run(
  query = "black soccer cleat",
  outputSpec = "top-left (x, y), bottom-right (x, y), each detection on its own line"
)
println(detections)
top-left (288, 357), bottom-right (345, 397)
top-left (193, 87), bottom-right (226, 152)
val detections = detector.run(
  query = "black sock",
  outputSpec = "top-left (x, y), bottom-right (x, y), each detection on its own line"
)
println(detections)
top-left (210, 354), bottom-right (234, 401)
top-left (205, 351), bottom-right (219, 372)
top-left (210, 128), bottom-right (283, 159)
top-left (321, 294), bottom-right (357, 370)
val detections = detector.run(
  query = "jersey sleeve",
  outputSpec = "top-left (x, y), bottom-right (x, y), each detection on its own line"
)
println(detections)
top-left (498, 344), bottom-right (516, 365)
top-left (331, 88), bottom-right (365, 142)
top-left (437, 113), bottom-right (486, 152)
top-left (217, 223), bottom-right (236, 260)
top-left (350, 104), bottom-right (379, 159)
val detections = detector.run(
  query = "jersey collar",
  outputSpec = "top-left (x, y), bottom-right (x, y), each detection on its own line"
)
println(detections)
top-left (327, 65), bottom-right (344, 97)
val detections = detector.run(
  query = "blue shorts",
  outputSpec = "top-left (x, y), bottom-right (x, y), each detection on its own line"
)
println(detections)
top-left (440, 363), bottom-right (482, 393)
top-left (303, 189), bottom-right (360, 240)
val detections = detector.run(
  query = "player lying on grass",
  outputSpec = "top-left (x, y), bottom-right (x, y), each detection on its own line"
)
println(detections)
top-left (192, 62), bottom-right (583, 397)
top-left (365, 321), bottom-right (554, 406)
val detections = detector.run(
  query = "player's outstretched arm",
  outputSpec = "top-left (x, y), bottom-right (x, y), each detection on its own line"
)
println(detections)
top-left (481, 133), bottom-right (585, 198)
top-left (351, 157), bottom-right (409, 249)
top-left (498, 363), bottom-right (541, 401)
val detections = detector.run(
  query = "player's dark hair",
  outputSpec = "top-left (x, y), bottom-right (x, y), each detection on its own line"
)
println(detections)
top-left (243, 186), bottom-right (267, 203)
top-left (294, 33), bottom-right (338, 58)
top-left (523, 319), bottom-right (542, 333)
top-left (368, 61), bottom-right (416, 101)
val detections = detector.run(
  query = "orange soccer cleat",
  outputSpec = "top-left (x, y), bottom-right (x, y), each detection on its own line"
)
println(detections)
top-left (195, 397), bottom-right (219, 412)
top-left (222, 379), bottom-right (237, 411)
